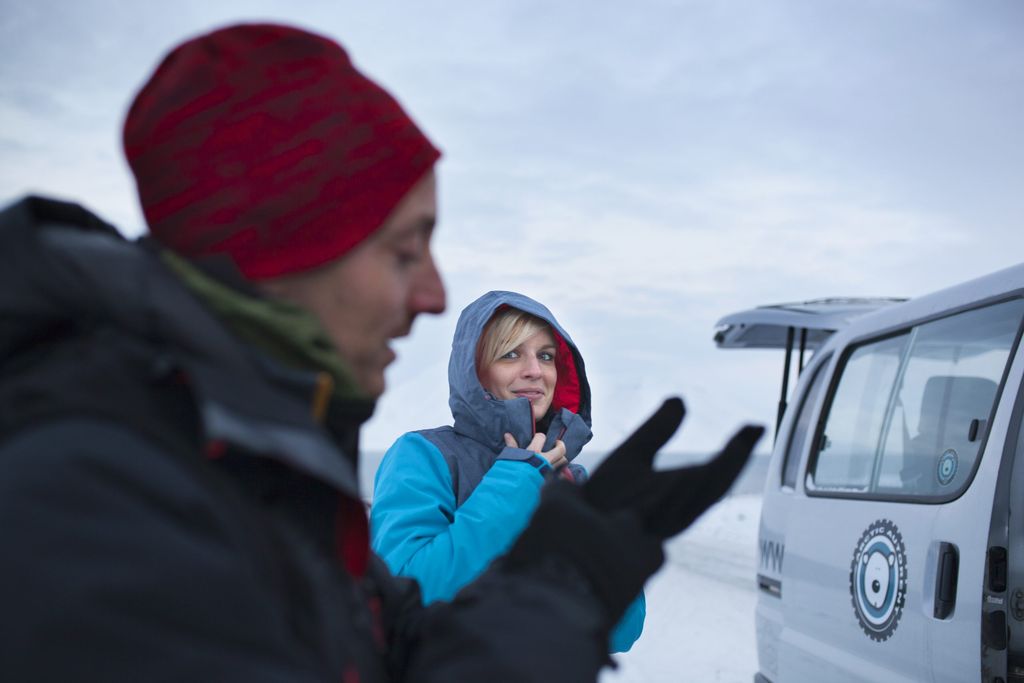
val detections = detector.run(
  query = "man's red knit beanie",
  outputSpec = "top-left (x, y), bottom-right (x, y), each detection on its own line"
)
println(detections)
top-left (123, 23), bottom-right (441, 280)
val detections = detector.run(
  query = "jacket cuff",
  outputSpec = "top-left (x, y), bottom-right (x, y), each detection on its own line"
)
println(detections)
top-left (496, 446), bottom-right (552, 474)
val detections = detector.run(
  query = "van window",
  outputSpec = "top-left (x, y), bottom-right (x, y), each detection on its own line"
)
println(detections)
top-left (812, 335), bottom-right (908, 491)
top-left (809, 298), bottom-right (1024, 500)
top-left (781, 355), bottom-right (831, 489)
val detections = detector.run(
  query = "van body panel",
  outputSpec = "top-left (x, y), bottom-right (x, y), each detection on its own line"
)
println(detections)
top-left (748, 263), bottom-right (1024, 682)
top-left (993, 381), bottom-right (1024, 680)
top-left (756, 351), bottom-right (835, 681)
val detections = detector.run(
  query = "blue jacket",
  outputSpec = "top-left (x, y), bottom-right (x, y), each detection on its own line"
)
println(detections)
top-left (371, 291), bottom-right (645, 652)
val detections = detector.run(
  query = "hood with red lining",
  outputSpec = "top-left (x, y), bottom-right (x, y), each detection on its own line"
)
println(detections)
top-left (447, 291), bottom-right (593, 458)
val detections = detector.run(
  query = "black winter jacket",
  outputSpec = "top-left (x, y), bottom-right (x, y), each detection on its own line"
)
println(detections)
top-left (0, 197), bottom-right (613, 682)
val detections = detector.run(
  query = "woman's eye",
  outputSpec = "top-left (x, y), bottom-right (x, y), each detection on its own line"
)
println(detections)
top-left (501, 350), bottom-right (519, 360)
top-left (539, 352), bottom-right (555, 362)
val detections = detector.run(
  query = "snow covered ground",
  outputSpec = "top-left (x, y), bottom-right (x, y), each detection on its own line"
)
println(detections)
top-left (600, 494), bottom-right (763, 683)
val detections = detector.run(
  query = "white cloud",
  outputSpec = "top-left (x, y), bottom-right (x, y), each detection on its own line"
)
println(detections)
top-left (3, 0), bottom-right (1023, 458)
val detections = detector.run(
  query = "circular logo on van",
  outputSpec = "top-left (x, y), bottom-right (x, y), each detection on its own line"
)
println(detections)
top-left (937, 449), bottom-right (958, 486)
top-left (850, 519), bottom-right (907, 642)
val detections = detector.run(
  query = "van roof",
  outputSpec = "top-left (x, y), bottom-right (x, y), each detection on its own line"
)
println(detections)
top-left (714, 298), bottom-right (908, 350)
top-left (830, 263), bottom-right (1024, 345)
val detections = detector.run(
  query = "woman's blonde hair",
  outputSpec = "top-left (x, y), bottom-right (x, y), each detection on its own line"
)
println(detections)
top-left (476, 308), bottom-right (554, 374)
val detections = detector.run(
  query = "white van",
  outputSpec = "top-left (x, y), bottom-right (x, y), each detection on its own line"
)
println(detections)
top-left (715, 264), bottom-right (1024, 683)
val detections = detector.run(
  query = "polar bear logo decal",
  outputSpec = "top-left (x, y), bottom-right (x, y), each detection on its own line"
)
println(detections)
top-left (850, 519), bottom-right (907, 642)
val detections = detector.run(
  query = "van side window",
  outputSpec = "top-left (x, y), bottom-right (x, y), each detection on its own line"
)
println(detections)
top-left (809, 298), bottom-right (1024, 500)
top-left (811, 335), bottom-right (908, 491)
top-left (781, 356), bottom-right (831, 489)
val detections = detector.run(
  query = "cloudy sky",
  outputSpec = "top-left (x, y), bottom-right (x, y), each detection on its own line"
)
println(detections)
top-left (2, 0), bottom-right (1022, 454)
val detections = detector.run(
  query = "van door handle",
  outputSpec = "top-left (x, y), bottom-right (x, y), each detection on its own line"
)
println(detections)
top-left (934, 542), bottom-right (959, 619)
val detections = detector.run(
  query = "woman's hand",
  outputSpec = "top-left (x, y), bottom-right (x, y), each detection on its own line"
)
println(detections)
top-left (504, 432), bottom-right (567, 470)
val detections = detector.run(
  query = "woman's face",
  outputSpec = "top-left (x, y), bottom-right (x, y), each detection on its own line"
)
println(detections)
top-left (480, 328), bottom-right (557, 421)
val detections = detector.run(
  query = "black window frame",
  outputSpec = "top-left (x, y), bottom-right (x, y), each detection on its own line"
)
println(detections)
top-left (780, 353), bottom-right (832, 490)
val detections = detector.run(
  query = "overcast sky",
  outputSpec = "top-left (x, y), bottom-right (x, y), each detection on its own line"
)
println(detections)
top-left (3, 0), bottom-right (1022, 454)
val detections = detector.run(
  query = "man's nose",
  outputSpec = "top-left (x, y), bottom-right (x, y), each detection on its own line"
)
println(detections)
top-left (409, 250), bottom-right (446, 315)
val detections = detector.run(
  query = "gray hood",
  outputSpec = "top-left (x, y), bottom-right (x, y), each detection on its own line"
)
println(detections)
top-left (448, 291), bottom-right (593, 459)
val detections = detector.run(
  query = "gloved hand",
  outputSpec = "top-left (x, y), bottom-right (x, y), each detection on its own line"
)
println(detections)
top-left (503, 397), bottom-right (764, 623)
top-left (584, 397), bottom-right (765, 538)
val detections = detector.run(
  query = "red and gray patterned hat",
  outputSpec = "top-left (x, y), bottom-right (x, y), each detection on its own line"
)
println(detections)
top-left (124, 23), bottom-right (440, 280)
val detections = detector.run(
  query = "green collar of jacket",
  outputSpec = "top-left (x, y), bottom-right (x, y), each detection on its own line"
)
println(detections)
top-left (160, 251), bottom-right (368, 414)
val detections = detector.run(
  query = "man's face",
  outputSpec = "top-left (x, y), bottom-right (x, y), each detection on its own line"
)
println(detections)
top-left (263, 170), bottom-right (446, 397)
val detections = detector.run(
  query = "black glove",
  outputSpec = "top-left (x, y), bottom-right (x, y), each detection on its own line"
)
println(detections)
top-left (502, 479), bottom-right (666, 623)
top-left (585, 397), bottom-right (765, 539)
top-left (504, 397), bottom-right (764, 623)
